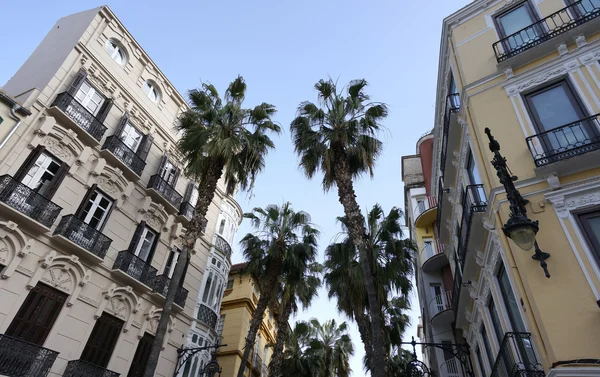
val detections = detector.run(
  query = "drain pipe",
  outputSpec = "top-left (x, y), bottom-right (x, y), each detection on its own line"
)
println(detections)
top-left (0, 104), bottom-right (24, 150)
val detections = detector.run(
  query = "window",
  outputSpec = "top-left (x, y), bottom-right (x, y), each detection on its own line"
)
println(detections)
top-left (253, 281), bottom-right (260, 298)
top-left (130, 225), bottom-right (157, 262)
top-left (189, 186), bottom-right (199, 206)
top-left (466, 150), bottom-right (485, 202)
top-left (75, 81), bottom-right (105, 116)
top-left (475, 347), bottom-right (487, 376)
top-left (577, 209), bottom-right (600, 267)
top-left (524, 80), bottom-right (594, 154)
top-left (6, 283), bottom-right (67, 345)
top-left (80, 312), bottom-right (124, 368)
top-left (202, 272), bottom-right (213, 303)
top-left (226, 278), bottom-right (234, 290)
top-left (567, 0), bottom-right (600, 18)
top-left (423, 239), bottom-right (434, 259)
top-left (488, 298), bottom-right (505, 347)
top-left (430, 283), bottom-right (444, 312)
top-left (143, 81), bottom-right (160, 103)
top-left (494, 2), bottom-right (539, 49)
top-left (216, 315), bottom-right (225, 339)
top-left (106, 39), bottom-right (126, 65)
top-left (127, 332), bottom-right (154, 377)
top-left (218, 219), bottom-right (226, 235)
top-left (159, 159), bottom-right (177, 185)
top-left (80, 189), bottom-right (113, 230)
top-left (164, 248), bottom-right (180, 278)
top-left (120, 123), bottom-right (143, 152)
top-left (21, 152), bottom-right (61, 197)
top-left (480, 326), bottom-right (495, 370)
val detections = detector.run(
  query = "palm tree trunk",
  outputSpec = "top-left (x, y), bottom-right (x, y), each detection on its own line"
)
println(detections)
top-left (355, 312), bottom-right (374, 371)
top-left (332, 153), bottom-right (386, 377)
top-left (268, 300), bottom-right (293, 377)
top-left (237, 257), bottom-right (283, 377)
top-left (143, 159), bottom-right (224, 377)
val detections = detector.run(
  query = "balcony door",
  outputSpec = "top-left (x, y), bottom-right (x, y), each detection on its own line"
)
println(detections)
top-left (80, 312), bottom-right (123, 368)
top-left (495, 2), bottom-right (539, 50)
top-left (567, 0), bottom-right (600, 18)
top-left (430, 283), bottom-right (444, 312)
top-left (74, 81), bottom-right (105, 116)
top-left (77, 186), bottom-right (113, 231)
top-left (127, 332), bottom-right (154, 377)
top-left (158, 157), bottom-right (178, 186)
top-left (577, 209), bottom-right (600, 267)
top-left (524, 80), bottom-right (596, 155)
top-left (120, 123), bottom-right (143, 153)
top-left (130, 224), bottom-right (158, 263)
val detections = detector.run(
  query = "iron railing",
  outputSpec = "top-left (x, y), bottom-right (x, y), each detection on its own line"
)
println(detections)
top-left (147, 175), bottom-right (182, 208)
top-left (63, 360), bottom-right (120, 377)
top-left (253, 353), bottom-right (263, 373)
top-left (0, 175), bottom-right (62, 228)
top-left (457, 184), bottom-right (487, 270)
top-left (526, 113), bottom-right (600, 167)
top-left (0, 333), bottom-right (59, 377)
top-left (179, 201), bottom-right (194, 221)
top-left (53, 215), bottom-right (112, 259)
top-left (101, 136), bottom-right (146, 176)
top-left (493, 0), bottom-right (600, 62)
top-left (429, 291), bottom-right (453, 319)
top-left (153, 275), bottom-right (189, 307)
top-left (51, 92), bottom-right (108, 142)
top-left (214, 234), bottom-right (232, 259)
top-left (112, 251), bottom-right (157, 288)
top-left (196, 304), bottom-right (218, 329)
top-left (490, 333), bottom-right (545, 377)
top-left (440, 93), bottom-right (461, 176)
top-left (414, 196), bottom-right (438, 221)
top-left (440, 357), bottom-right (462, 377)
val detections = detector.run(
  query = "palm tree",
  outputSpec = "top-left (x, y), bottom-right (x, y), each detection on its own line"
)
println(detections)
top-left (309, 318), bottom-right (354, 377)
top-left (290, 78), bottom-right (389, 377)
top-left (237, 203), bottom-right (319, 377)
top-left (268, 260), bottom-right (322, 377)
top-left (324, 205), bottom-right (414, 372)
top-left (281, 322), bottom-right (320, 377)
top-left (143, 76), bottom-right (280, 377)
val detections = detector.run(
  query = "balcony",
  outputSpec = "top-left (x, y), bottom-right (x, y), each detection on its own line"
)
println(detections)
top-left (428, 291), bottom-right (453, 325)
top-left (414, 196), bottom-right (438, 227)
top-left (153, 274), bottom-right (189, 308)
top-left (490, 333), bottom-right (545, 377)
top-left (146, 175), bottom-right (182, 212)
top-left (63, 360), bottom-right (120, 377)
top-left (52, 215), bottom-right (112, 263)
top-left (0, 175), bottom-right (62, 232)
top-left (526, 113), bottom-right (600, 174)
top-left (111, 251), bottom-right (157, 291)
top-left (197, 303), bottom-right (218, 329)
top-left (48, 92), bottom-right (107, 145)
top-left (493, 0), bottom-right (600, 66)
top-left (252, 353), bottom-right (263, 376)
top-left (0, 334), bottom-right (59, 377)
top-left (422, 242), bottom-right (448, 273)
top-left (179, 201), bottom-right (194, 222)
top-left (440, 93), bottom-right (460, 180)
top-left (214, 234), bottom-right (232, 259)
top-left (100, 136), bottom-right (145, 180)
top-left (457, 184), bottom-right (487, 271)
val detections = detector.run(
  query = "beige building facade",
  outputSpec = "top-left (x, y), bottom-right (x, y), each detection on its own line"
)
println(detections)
top-left (0, 92), bottom-right (31, 150)
top-left (405, 0), bottom-right (600, 376)
top-left (0, 6), bottom-right (240, 377)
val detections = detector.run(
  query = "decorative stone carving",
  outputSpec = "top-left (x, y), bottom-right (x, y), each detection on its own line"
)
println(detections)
top-left (29, 117), bottom-right (85, 166)
top-left (576, 35), bottom-right (588, 49)
top-left (0, 221), bottom-right (33, 279)
top-left (95, 283), bottom-right (140, 332)
top-left (504, 67), bottom-right (514, 79)
top-left (89, 165), bottom-right (133, 208)
top-left (139, 306), bottom-right (175, 349)
top-left (557, 43), bottom-right (568, 56)
top-left (139, 201), bottom-right (169, 232)
top-left (506, 60), bottom-right (580, 96)
top-left (547, 174), bottom-right (561, 190)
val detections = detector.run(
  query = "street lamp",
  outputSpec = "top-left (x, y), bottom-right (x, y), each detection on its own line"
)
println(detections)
top-left (485, 127), bottom-right (550, 278)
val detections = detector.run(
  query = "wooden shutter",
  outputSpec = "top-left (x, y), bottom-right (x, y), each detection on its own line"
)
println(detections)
top-left (43, 161), bottom-right (70, 200)
top-left (80, 312), bottom-right (124, 368)
top-left (95, 98), bottom-right (113, 122)
top-left (114, 112), bottom-right (130, 138)
top-left (13, 146), bottom-right (45, 181)
top-left (75, 184), bottom-right (98, 219)
top-left (136, 134), bottom-right (153, 160)
top-left (67, 68), bottom-right (88, 96)
top-left (127, 332), bottom-right (154, 377)
top-left (157, 154), bottom-right (168, 176)
top-left (182, 182), bottom-right (194, 203)
top-left (146, 227), bottom-right (160, 263)
top-left (6, 284), bottom-right (67, 345)
top-left (128, 221), bottom-right (146, 253)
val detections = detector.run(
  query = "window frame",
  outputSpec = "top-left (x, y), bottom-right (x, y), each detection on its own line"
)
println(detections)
top-left (493, 1), bottom-right (539, 40)
top-left (80, 312), bottom-right (124, 368)
top-left (106, 39), bottom-right (127, 65)
top-left (120, 122), bottom-right (143, 153)
top-left (143, 81), bottom-right (160, 103)
top-left (75, 81), bottom-right (106, 116)
top-left (80, 188), bottom-right (114, 231)
top-left (575, 207), bottom-right (600, 268)
top-left (133, 226), bottom-right (158, 263)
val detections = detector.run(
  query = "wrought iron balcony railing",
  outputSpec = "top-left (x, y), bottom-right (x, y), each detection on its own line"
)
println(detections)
top-left (490, 332), bottom-right (545, 377)
top-left (179, 201), bottom-right (194, 221)
top-left (63, 360), bottom-right (120, 377)
top-left (214, 234), bottom-right (232, 259)
top-left (53, 215), bottom-right (112, 259)
top-left (112, 251), bottom-right (157, 288)
top-left (429, 291), bottom-right (453, 319)
top-left (493, 0), bottom-right (600, 63)
top-left (101, 136), bottom-right (146, 176)
top-left (153, 275), bottom-right (189, 307)
top-left (526, 113), bottom-right (600, 167)
top-left (0, 175), bottom-right (62, 228)
top-left (440, 94), bottom-right (460, 176)
top-left (196, 303), bottom-right (218, 329)
top-left (0, 333), bottom-right (59, 377)
top-left (147, 175), bottom-right (183, 208)
top-left (457, 184), bottom-right (487, 270)
top-left (440, 358), bottom-right (462, 377)
top-left (51, 92), bottom-right (108, 142)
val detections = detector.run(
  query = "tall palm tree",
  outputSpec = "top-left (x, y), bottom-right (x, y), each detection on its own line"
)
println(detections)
top-left (290, 78), bottom-right (389, 377)
top-left (143, 76), bottom-right (280, 377)
top-left (324, 205), bottom-right (414, 372)
top-left (281, 322), bottom-right (320, 377)
top-left (269, 260), bottom-right (322, 377)
top-left (309, 318), bottom-right (354, 377)
top-left (237, 203), bottom-right (319, 377)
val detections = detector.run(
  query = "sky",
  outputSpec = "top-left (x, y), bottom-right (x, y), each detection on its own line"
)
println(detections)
top-left (1, 0), bottom-right (471, 375)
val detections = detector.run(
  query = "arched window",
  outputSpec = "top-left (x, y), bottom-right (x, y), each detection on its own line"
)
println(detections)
top-left (143, 80), bottom-right (160, 103)
top-left (106, 39), bottom-right (126, 65)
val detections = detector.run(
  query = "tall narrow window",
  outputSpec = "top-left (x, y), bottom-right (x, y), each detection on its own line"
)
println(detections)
top-left (430, 283), bottom-right (444, 312)
top-left (202, 272), bottom-right (213, 303)
top-left (164, 248), bottom-right (180, 279)
top-left (475, 347), bottom-right (486, 376)
top-left (480, 326), bottom-right (495, 370)
top-left (6, 284), bottom-right (67, 345)
top-left (127, 332), bottom-right (154, 377)
top-left (80, 312), bottom-right (124, 367)
top-left (218, 219), bottom-right (226, 235)
top-left (20, 153), bottom-right (61, 197)
top-left (159, 159), bottom-right (177, 185)
top-left (80, 189), bottom-right (113, 230)
top-left (423, 239), bottom-right (434, 259)
top-left (488, 298), bottom-right (505, 347)
top-left (133, 227), bottom-right (157, 262)
top-left (494, 2), bottom-right (539, 50)
top-left (216, 315), bottom-right (226, 339)
top-left (577, 209), bottom-right (600, 267)
top-left (226, 278), bottom-right (234, 290)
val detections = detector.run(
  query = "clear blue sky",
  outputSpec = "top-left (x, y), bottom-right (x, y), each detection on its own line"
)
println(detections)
top-left (1, 0), bottom-right (471, 375)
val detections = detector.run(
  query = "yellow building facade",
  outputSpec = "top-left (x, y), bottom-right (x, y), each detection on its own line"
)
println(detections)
top-left (404, 1), bottom-right (600, 376)
top-left (216, 263), bottom-right (278, 377)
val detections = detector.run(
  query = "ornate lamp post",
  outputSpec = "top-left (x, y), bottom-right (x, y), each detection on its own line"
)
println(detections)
top-left (485, 127), bottom-right (550, 278)
top-left (173, 343), bottom-right (226, 377)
